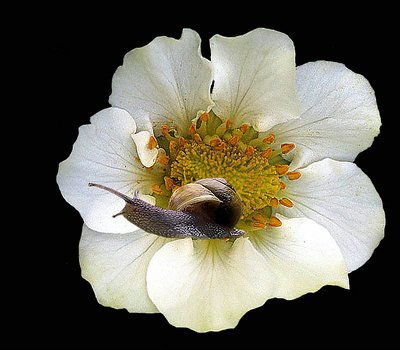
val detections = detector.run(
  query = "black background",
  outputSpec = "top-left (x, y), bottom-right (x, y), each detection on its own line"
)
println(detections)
top-left (36, 7), bottom-right (396, 347)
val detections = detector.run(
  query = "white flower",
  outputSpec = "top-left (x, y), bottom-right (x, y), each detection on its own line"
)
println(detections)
top-left (57, 28), bottom-right (385, 332)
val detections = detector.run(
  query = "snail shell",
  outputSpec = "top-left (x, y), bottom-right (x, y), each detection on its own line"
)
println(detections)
top-left (89, 178), bottom-right (244, 239)
top-left (168, 178), bottom-right (242, 228)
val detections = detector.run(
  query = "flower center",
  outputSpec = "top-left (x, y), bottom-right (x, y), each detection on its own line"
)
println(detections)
top-left (170, 142), bottom-right (281, 217)
top-left (149, 111), bottom-right (300, 230)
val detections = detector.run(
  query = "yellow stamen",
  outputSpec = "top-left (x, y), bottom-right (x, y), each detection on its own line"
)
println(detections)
top-left (281, 143), bottom-right (296, 154)
top-left (275, 164), bottom-right (289, 175)
top-left (279, 198), bottom-right (294, 208)
top-left (157, 155), bottom-right (170, 167)
top-left (239, 124), bottom-right (249, 134)
top-left (200, 112), bottom-right (209, 122)
top-left (270, 198), bottom-right (279, 208)
top-left (263, 134), bottom-right (275, 144)
top-left (151, 184), bottom-right (163, 195)
top-left (147, 135), bottom-right (158, 150)
top-left (269, 216), bottom-right (282, 227)
top-left (287, 171), bottom-right (301, 180)
top-left (226, 119), bottom-right (233, 129)
top-left (280, 181), bottom-right (286, 190)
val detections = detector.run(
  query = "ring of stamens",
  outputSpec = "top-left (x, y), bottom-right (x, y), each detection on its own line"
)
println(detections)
top-left (148, 112), bottom-right (300, 231)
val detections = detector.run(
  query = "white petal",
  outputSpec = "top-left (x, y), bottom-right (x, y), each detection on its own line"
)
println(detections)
top-left (57, 107), bottom-right (162, 233)
top-left (109, 29), bottom-right (214, 136)
top-left (272, 61), bottom-right (381, 169)
top-left (277, 159), bottom-right (385, 272)
top-left (250, 217), bottom-right (349, 299)
top-left (80, 225), bottom-right (170, 313)
top-left (131, 130), bottom-right (158, 168)
top-left (210, 28), bottom-right (300, 131)
top-left (147, 238), bottom-right (274, 332)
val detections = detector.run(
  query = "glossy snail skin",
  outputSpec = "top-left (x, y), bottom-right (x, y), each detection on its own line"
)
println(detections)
top-left (88, 179), bottom-right (245, 239)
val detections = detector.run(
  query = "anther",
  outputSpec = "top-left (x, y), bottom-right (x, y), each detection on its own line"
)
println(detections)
top-left (178, 137), bottom-right (186, 147)
top-left (157, 155), bottom-right (170, 167)
top-left (287, 171), bottom-right (301, 180)
top-left (161, 125), bottom-right (169, 136)
top-left (269, 216), bottom-right (282, 227)
top-left (279, 181), bottom-right (286, 190)
top-left (200, 112), bottom-right (209, 122)
top-left (270, 198), bottom-right (279, 208)
top-left (147, 135), bottom-right (158, 150)
top-left (229, 135), bottom-right (239, 146)
top-left (245, 145), bottom-right (255, 156)
top-left (279, 198), bottom-right (294, 207)
top-left (263, 134), bottom-right (275, 144)
top-left (194, 133), bottom-right (202, 144)
top-left (275, 164), bottom-right (289, 175)
top-left (169, 140), bottom-right (177, 152)
top-left (261, 148), bottom-right (273, 159)
top-left (226, 119), bottom-right (233, 129)
top-left (213, 141), bottom-right (226, 151)
top-left (209, 138), bottom-right (222, 147)
top-left (252, 213), bottom-right (267, 228)
top-left (252, 213), bottom-right (268, 224)
top-left (239, 124), bottom-right (249, 134)
top-left (281, 143), bottom-right (296, 154)
top-left (151, 184), bottom-right (163, 195)
top-left (164, 177), bottom-right (174, 191)
top-left (188, 123), bottom-right (196, 135)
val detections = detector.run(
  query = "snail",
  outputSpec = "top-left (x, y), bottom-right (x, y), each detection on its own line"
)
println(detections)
top-left (88, 178), bottom-right (245, 239)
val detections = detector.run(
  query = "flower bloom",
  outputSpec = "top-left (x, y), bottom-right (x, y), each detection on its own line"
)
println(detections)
top-left (57, 28), bottom-right (385, 332)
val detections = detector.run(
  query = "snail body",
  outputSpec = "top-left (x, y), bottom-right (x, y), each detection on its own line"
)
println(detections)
top-left (89, 178), bottom-right (244, 239)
